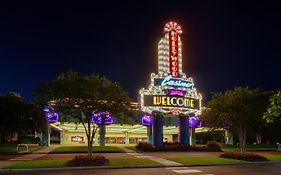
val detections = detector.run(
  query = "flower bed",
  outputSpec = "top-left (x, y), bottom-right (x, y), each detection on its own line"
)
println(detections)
top-left (67, 155), bottom-right (109, 166)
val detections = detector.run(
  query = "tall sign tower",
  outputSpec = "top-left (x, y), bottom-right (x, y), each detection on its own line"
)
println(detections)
top-left (139, 22), bottom-right (202, 146)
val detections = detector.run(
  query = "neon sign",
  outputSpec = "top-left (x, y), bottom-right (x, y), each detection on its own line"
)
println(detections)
top-left (138, 21), bottom-right (202, 116)
top-left (166, 89), bottom-right (186, 96)
top-left (143, 95), bottom-right (200, 110)
top-left (170, 30), bottom-right (179, 77)
top-left (154, 75), bottom-right (193, 89)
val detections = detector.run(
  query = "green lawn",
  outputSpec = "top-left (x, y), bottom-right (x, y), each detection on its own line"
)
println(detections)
top-left (3, 158), bottom-right (160, 169)
top-left (222, 144), bottom-right (278, 151)
top-left (50, 146), bottom-right (124, 153)
top-left (124, 146), bottom-right (138, 152)
top-left (0, 143), bottom-right (44, 154)
top-left (167, 157), bottom-right (245, 165)
top-left (3, 160), bottom-right (67, 169)
top-left (0, 144), bottom-right (22, 154)
top-left (266, 155), bottom-right (281, 161)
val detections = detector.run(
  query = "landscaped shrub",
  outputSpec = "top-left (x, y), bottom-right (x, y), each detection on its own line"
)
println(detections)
top-left (220, 152), bottom-right (268, 162)
top-left (135, 142), bottom-right (154, 151)
top-left (67, 155), bottom-right (109, 166)
top-left (207, 141), bottom-right (222, 151)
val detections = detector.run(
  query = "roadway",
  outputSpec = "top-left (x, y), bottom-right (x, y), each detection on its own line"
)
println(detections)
top-left (2, 163), bottom-right (281, 175)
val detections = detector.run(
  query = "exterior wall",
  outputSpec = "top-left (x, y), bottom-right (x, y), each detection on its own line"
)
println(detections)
top-left (61, 130), bottom-right (175, 145)
top-left (52, 123), bottom-right (210, 145)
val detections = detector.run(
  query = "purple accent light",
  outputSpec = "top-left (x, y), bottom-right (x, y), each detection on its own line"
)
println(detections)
top-left (189, 116), bottom-right (199, 128)
top-left (43, 105), bottom-right (59, 123)
top-left (166, 89), bottom-right (186, 96)
top-left (223, 122), bottom-right (231, 129)
top-left (141, 114), bottom-right (153, 126)
top-left (91, 111), bottom-right (114, 125)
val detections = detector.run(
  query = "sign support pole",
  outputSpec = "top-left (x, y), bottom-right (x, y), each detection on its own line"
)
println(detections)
top-left (152, 114), bottom-right (163, 146)
top-left (179, 116), bottom-right (189, 145)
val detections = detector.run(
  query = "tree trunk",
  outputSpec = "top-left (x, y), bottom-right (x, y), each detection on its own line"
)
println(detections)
top-left (239, 126), bottom-right (247, 153)
top-left (87, 138), bottom-right (93, 157)
top-left (224, 129), bottom-right (233, 145)
top-left (256, 134), bottom-right (262, 144)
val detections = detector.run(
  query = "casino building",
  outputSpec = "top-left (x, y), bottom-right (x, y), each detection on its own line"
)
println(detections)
top-left (48, 22), bottom-right (208, 146)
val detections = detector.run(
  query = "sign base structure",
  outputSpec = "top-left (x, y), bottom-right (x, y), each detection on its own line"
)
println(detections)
top-left (179, 116), bottom-right (189, 145)
top-left (152, 114), bottom-right (164, 147)
top-left (138, 21), bottom-right (202, 147)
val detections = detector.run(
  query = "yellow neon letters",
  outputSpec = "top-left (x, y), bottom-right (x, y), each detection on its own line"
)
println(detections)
top-left (153, 96), bottom-right (195, 108)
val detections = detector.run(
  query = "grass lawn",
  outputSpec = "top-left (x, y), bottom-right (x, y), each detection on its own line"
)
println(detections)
top-left (3, 160), bottom-right (67, 169)
top-left (0, 143), bottom-right (45, 154)
top-left (3, 158), bottom-right (160, 169)
top-left (222, 144), bottom-right (277, 151)
top-left (0, 143), bottom-right (29, 154)
top-left (266, 155), bottom-right (281, 161)
top-left (50, 146), bottom-right (124, 153)
top-left (167, 157), bottom-right (245, 165)
top-left (0, 146), bottom-right (17, 154)
top-left (124, 146), bottom-right (138, 152)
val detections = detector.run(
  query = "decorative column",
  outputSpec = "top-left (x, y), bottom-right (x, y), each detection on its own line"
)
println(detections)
top-left (147, 125), bottom-right (153, 144)
top-left (99, 113), bottom-right (106, 146)
top-left (60, 131), bottom-right (64, 145)
top-left (152, 114), bottom-right (163, 147)
top-left (42, 121), bottom-right (50, 146)
top-left (125, 132), bottom-right (129, 144)
top-left (189, 128), bottom-right (196, 145)
top-left (99, 124), bottom-right (106, 146)
top-left (179, 116), bottom-right (189, 145)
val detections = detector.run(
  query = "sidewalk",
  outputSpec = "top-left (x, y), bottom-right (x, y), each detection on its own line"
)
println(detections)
top-left (9, 146), bottom-right (58, 161)
top-left (119, 147), bottom-right (183, 166)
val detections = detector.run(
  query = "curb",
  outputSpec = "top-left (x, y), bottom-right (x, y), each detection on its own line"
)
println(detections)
top-left (1, 161), bottom-right (281, 174)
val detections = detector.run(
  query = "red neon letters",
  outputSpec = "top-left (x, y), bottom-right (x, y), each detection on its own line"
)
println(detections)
top-left (169, 30), bottom-right (179, 77)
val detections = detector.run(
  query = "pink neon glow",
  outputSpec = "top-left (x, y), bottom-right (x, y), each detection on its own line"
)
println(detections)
top-left (167, 89), bottom-right (186, 96)
top-left (169, 30), bottom-right (179, 77)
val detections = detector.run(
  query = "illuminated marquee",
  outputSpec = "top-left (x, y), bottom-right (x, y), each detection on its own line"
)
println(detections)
top-left (139, 21), bottom-right (202, 116)
top-left (143, 95), bottom-right (200, 110)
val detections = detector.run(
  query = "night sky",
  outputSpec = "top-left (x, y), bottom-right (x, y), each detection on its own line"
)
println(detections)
top-left (1, 1), bottom-right (280, 102)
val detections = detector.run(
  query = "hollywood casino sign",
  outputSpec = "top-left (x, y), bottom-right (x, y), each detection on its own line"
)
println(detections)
top-left (139, 21), bottom-right (202, 115)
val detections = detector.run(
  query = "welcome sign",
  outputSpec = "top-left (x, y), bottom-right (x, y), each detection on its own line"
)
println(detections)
top-left (143, 95), bottom-right (200, 110)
